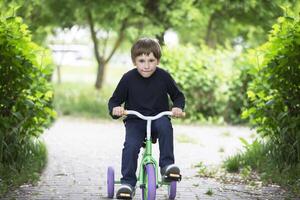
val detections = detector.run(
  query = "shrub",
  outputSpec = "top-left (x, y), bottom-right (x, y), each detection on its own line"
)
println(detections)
top-left (242, 16), bottom-right (300, 166)
top-left (0, 16), bottom-right (55, 167)
top-left (160, 45), bottom-right (228, 123)
top-left (224, 52), bottom-right (255, 124)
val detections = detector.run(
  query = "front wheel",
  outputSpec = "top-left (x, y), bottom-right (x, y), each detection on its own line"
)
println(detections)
top-left (168, 181), bottom-right (177, 199)
top-left (107, 166), bottom-right (115, 198)
top-left (142, 164), bottom-right (156, 200)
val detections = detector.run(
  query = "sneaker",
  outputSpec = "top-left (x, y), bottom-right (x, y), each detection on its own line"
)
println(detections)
top-left (116, 184), bottom-right (135, 199)
top-left (161, 164), bottom-right (182, 182)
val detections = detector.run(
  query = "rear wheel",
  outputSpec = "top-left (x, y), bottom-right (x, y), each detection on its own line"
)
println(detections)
top-left (142, 164), bottom-right (156, 200)
top-left (168, 181), bottom-right (177, 199)
top-left (107, 166), bottom-right (115, 198)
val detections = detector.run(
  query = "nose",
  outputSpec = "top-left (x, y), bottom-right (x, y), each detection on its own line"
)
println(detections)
top-left (144, 61), bottom-right (150, 69)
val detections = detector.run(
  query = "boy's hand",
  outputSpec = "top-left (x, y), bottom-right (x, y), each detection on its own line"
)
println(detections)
top-left (112, 106), bottom-right (125, 116)
top-left (172, 107), bottom-right (184, 117)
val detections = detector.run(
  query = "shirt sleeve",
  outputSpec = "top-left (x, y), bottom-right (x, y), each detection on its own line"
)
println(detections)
top-left (166, 73), bottom-right (185, 110)
top-left (108, 74), bottom-right (128, 119)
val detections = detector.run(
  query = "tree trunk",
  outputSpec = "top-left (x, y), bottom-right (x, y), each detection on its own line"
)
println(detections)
top-left (87, 7), bottom-right (127, 89)
top-left (56, 64), bottom-right (61, 84)
top-left (205, 12), bottom-right (216, 48)
top-left (95, 60), bottom-right (106, 90)
top-left (86, 8), bottom-right (104, 89)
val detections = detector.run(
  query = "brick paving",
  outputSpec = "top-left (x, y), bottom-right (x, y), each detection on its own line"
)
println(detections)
top-left (3, 117), bottom-right (298, 200)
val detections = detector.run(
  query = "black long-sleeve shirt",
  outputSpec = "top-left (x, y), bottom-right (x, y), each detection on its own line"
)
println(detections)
top-left (108, 67), bottom-right (185, 120)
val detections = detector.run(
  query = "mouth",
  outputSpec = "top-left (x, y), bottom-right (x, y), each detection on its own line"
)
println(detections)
top-left (142, 70), bottom-right (153, 73)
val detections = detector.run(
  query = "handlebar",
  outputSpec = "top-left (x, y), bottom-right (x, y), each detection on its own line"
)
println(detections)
top-left (124, 110), bottom-right (185, 121)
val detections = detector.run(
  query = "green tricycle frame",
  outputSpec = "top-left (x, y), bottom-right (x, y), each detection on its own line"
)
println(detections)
top-left (107, 110), bottom-right (181, 200)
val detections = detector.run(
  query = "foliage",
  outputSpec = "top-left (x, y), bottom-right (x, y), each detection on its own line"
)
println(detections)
top-left (0, 139), bottom-right (47, 197)
top-left (205, 188), bottom-right (213, 196)
top-left (224, 51), bottom-right (256, 124)
top-left (0, 0), bottom-right (54, 44)
top-left (160, 45), bottom-right (227, 123)
top-left (161, 45), bottom-right (252, 124)
top-left (178, 0), bottom-right (298, 47)
top-left (195, 162), bottom-right (218, 178)
top-left (0, 16), bottom-right (55, 167)
top-left (223, 139), bottom-right (266, 172)
top-left (4, 0), bottom-right (195, 43)
top-left (1, 0), bottom-right (196, 89)
top-left (223, 140), bottom-right (300, 195)
top-left (4, 0), bottom-right (297, 56)
top-left (242, 16), bottom-right (300, 166)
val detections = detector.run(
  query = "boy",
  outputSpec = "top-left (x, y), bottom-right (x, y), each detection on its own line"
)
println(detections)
top-left (108, 37), bottom-right (185, 198)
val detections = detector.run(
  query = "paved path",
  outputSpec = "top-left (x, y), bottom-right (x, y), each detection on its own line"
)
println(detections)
top-left (4, 117), bottom-right (298, 200)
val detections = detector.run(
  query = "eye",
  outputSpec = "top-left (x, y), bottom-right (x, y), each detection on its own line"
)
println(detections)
top-left (138, 59), bottom-right (145, 63)
top-left (149, 59), bottom-right (155, 62)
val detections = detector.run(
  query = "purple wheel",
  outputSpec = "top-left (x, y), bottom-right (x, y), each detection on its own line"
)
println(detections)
top-left (142, 164), bottom-right (156, 200)
top-left (107, 166), bottom-right (115, 198)
top-left (168, 181), bottom-right (177, 199)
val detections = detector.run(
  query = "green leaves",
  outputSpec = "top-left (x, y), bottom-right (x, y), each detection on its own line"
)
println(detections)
top-left (0, 16), bottom-right (55, 166)
top-left (244, 16), bottom-right (300, 166)
top-left (161, 45), bottom-right (234, 123)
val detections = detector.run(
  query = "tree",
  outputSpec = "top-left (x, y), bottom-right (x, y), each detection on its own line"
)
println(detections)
top-left (7, 0), bottom-right (194, 89)
top-left (176, 0), bottom-right (298, 48)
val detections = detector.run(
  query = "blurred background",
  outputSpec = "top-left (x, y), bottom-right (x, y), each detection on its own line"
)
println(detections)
top-left (1, 0), bottom-right (298, 123)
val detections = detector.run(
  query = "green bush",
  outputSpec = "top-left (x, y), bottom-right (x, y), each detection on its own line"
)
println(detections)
top-left (161, 45), bottom-right (254, 124)
top-left (242, 16), bottom-right (300, 167)
top-left (160, 45), bottom-right (228, 123)
top-left (224, 52), bottom-right (255, 124)
top-left (0, 16), bottom-right (55, 167)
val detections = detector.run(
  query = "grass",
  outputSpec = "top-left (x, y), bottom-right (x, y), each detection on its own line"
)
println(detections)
top-left (194, 162), bottom-right (218, 178)
top-left (175, 134), bottom-right (198, 144)
top-left (52, 61), bottom-right (130, 119)
top-left (0, 139), bottom-right (47, 197)
top-left (53, 82), bottom-right (113, 119)
top-left (223, 140), bottom-right (300, 196)
top-left (205, 188), bottom-right (213, 196)
top-left (223, 154), bottom-right (241, 173)
top-left (218, 147), bottom-right (225, 153)
top-left (221, 131), bottom-right (231, 137)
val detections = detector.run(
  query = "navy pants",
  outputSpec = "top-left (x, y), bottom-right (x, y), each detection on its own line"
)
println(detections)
top-left (121, 116), bottom-right (174, 187)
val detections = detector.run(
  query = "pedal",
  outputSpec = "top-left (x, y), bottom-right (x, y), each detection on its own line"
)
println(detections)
top-left (169, 173), bottom-right (181, 178)
top-left (116, 192), bottom-right (132, 199)
top-left (161, 164), bottom-right (182, 182)
top-left (163, 173), bottom-right (182, 182)
top-left (116, 184), bottom-right (134, 199)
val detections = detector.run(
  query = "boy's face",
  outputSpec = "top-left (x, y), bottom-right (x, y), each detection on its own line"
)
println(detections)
top-left (134, 52), bottom-right (159, 78)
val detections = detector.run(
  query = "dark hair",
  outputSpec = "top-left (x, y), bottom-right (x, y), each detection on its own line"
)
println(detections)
top-left (131, 38), bottom-right (161, 63)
